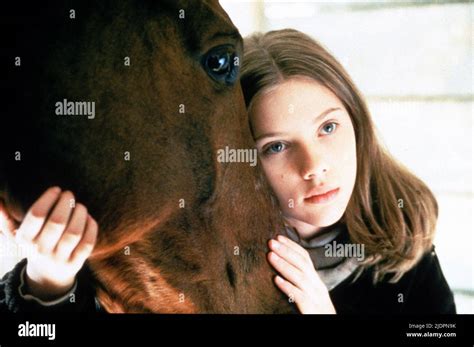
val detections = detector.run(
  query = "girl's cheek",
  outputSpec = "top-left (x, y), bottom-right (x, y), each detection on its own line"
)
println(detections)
top-left (335, 132), bottom-right (357, 192)
top-left (333, 128), bottom-right (356, 165)
top-left (262, 158), bottom-right (298, 204)
top-left (264, 170), bottom-right (289, 204)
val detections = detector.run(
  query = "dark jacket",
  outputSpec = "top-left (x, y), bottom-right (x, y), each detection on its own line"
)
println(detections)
top-left (0, 246), bottom-right (456, 313)
top-left (0, 258), bottom-right (99, 313)
top-left (330, 246), bottom-right (456, 314)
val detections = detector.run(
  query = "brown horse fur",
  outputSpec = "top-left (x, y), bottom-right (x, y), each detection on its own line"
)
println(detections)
top-left (0, 0), bottom-right (294, 312)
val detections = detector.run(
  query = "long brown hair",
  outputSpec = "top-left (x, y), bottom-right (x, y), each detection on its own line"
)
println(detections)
top-left (241, 29), bottom-right (438, 283)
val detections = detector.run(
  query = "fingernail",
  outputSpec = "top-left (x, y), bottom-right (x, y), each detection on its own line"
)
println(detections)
top-left (270, 240), bottom-right (280, 250)
top-left (50, 186), bottom-right (61, 194)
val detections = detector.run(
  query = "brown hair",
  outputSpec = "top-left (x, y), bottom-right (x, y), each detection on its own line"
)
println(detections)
top-left (241, 29), bottom-right (438, 283)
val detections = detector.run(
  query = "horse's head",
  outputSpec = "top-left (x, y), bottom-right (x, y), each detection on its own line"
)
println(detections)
top-left (0, 0), bottom-right (292, 313)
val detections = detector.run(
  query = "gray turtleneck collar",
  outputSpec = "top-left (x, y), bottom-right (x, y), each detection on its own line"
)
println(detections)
top-left (284, 222), bottom-right (361, 291)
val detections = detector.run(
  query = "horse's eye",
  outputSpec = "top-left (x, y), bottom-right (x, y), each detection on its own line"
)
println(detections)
top-left (202, 46), bottom-right (240, 85)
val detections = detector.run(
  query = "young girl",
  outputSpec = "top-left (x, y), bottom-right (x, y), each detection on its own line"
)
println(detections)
top-left (240, 29), bottom-right (455, 314)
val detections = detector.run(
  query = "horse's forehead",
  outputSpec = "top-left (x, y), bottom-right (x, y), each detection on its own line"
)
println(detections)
top-left (158, 0), bottom-right (230, 22)
top-left (157, 0), bottom-right (240, 45)
top-left (162, 0), bottom-right (221, 12)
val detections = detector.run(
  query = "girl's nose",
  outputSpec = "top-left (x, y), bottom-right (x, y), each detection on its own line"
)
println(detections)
top-left (299, 145), bottom-right (329, 181)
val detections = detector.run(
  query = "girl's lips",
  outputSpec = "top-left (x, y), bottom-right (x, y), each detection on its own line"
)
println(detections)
top-left (304, 188), bottom-right (340, 204)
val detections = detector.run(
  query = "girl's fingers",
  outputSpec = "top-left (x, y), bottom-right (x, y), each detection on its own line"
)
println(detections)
top-left (54, 203), bottom-right (88, 261)
top-left (34, 191), bottom-right (75, 254)
top-left (1, 224), bottom-right (16, 240)
top-left (0, 199), bottom-right (20, 239)
top-left (16, 187), bottom-right (62, 243)
top-left (268, 251), bottom-right (304, 289)
top-left (274, 275), bottom-right (303, 304)
top-left (277, 235), bottom-right (312, 263)
top-left (271, 241), bottom-right (327, 292)
top-left (70, 215), bottom-right (98, 266)
top-left (269, 239), bottom-right (308, 272)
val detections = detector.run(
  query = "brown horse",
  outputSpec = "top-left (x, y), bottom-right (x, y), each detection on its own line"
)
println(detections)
top-left (0, 0), bottom-right (293, 312)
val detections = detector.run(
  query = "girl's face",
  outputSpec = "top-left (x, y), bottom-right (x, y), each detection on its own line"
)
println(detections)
top-left (249, 78), bottom-right (357, 238)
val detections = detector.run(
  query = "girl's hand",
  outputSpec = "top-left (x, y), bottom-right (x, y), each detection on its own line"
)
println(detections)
top-left (268, 235), bottom-right (336, 314)
top-left (5, 186), bottom-right (98, 300)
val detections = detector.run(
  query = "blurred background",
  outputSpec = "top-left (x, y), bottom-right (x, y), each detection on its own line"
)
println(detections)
top-left (219, 0), bottom-right (473, 313)
top-left (0, 0), bottom-right (472, 313)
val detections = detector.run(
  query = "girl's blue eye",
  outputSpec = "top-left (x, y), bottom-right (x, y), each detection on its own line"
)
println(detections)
top-left (263, 142), bottom-right (286, 155)
top-left (321, 122), bottom-right (337, 135)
